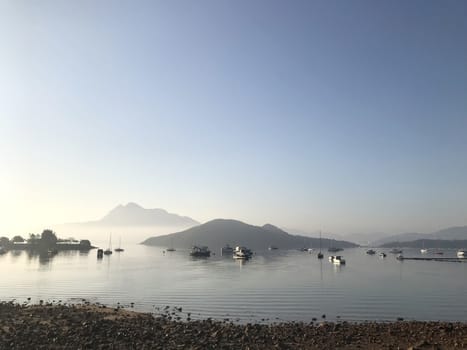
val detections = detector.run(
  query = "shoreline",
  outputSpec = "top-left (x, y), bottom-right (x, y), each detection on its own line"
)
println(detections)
top-left (1, 302), bottom-right (466, 349)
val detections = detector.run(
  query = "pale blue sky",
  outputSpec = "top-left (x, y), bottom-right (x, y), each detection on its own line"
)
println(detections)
top-left (1, 0), bottom-right (466, 235)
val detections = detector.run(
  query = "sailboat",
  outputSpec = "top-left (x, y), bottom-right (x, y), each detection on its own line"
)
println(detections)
top-left (114, 237), bottom-right (124, 252)
top-left (104, 234), bottom-right (113, 255)
top-left (167, 237), bottom-right (175, 252)
top-left (317, 231), bottom-right (324, 259)
top-left (420, 240), bottom-right (428, 254)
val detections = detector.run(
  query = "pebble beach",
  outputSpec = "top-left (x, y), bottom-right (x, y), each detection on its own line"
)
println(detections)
top-left (1, 301), bottom-right (466, 349)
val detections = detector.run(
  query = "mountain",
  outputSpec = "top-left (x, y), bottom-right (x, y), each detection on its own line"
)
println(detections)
top-left (374, 226), bottom-right (467, 246)
top-left (379, 239), bottom-right (467, 249)
top-left (71, 202), bottom-right (199, 227)
top-left (141, 219), bottom-right (359, 250)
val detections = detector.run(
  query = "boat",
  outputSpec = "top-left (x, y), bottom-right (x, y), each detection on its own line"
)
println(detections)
top-left (366, 249), bottom-right (376, 255)
top-left (396, 254), bottom-right (404, 261)
top-left (317, 231), bottom-right (323, 259)
top-left (97, 249), bottom-right (103, 258)
top-left (328, 255), bottom-right (346, 265)
top-left (328, 247), bottom-right (343, 252)
top-left (389, 248), bottom-right (403, 254)
top-left (457, 250), bottom-right (466, 258)
top-left (379, 252), bottom-right (386, 258)
top-left (104, 234), bottom-right (113, 255)
top-left (420, 241), bottom-right (428, 254)
top-left (115, 237), bottom-right (124, 252)
top-left (268, 245), bottom-right (278, 250)
top-left (166, 238), bottom-right (175, 252)
top-left (221, 244), bottom-right (233, 255)
top-left (233, 246), bottom-right (253, 260)
top-left (190, 246), bottom-right (210, 257)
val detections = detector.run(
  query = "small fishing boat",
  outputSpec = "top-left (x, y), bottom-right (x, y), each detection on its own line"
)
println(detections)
top-left (328, 255), bottom-right (346, 265)
top-left (268, 245), bottom-right (278, 250)
top-left (366, 249), bottom-right (376, 255)
top-left (420, 248), bottom-right (429, 254)
top-left (166, 238), bottom-right (175, 252)
top-left (221, 244), bottom-right (233, 255)
top-left (104, 234), bottom-right (113, 255)
top-left (317, 231), bottom-right (323, 259)
top-left (390, 248), bottom-right (403, 254)
top-left (190, 246), bottom-right (210, 257)
top-left (115, 237), bottom-right (124, 252)
top-left (457, 250), bottom-right (466, 258)
top-left (328, 247), bottom-right (343, 252)
top-left (97, 249), bottom-right (103, 258)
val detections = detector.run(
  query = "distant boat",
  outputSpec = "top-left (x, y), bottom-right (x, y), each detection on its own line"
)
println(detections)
top-left (379, 252), bottom-right (386, 258)
top-left (233, 246), bottom-right (253, 260)
top-left (329, 255), bottom-right (346, 265)
top-left (366, 249), bottom-right (376, 255)
top-left (389, 248), bottom-right (403, 254)
top-left (166, 237), bottom-right (175, 252)
top-left (420, 241), bottom-right (428, 254)
top-left (114, 237), bottom-right (124, 252)
top-left (190, 246), bottom-right (210, 257)
top-left (104, 234), bottom-right (113, 255)
top-left (317, 231), bottom-right (323, 259)
top-left (97, 249), bottom-right (103, 258)
top-left (457, 250), bottom-right (466, 258)
top-left (328, 247), bottom-right (343, 252)
top-left (221, 244), bottom-right (233, 255)
top-left (268, 245), bottom-right (278, 250)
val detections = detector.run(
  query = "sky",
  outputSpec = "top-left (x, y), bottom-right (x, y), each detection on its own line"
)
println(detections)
top-left (1, 0), bottom-right (466, 236)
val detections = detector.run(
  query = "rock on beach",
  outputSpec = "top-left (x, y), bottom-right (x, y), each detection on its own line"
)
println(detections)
top-left (0, 302), bottom-right (466, 349)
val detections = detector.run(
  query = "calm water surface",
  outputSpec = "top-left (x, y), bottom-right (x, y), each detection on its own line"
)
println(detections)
top-left (1, 244), bottom-right (466, 323)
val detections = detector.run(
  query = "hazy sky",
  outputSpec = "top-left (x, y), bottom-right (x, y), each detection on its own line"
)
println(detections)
top-left (1, 0), bottom-right (466, 236)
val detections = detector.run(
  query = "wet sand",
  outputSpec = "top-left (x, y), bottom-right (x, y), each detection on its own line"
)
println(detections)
top-left (1, 301), bottom-right (466, 349)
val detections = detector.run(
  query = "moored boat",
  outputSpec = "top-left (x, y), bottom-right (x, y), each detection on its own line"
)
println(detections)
top-left (233, 246), bottom-right (252, 260)
top-left (221, 244), bottom-right (233, 255)
top-left (379, 252), bottom-right (386, 258)
top-left (366, 249), bottom-right (376, 255)
top-left (390, 248), bottom-right (403, 254)
top-left (328, 255), bottom-right (346, 265)
top-left (457, 250), bottom-right (466, 258)
top-left (190, 246), bottom-right (210, 257)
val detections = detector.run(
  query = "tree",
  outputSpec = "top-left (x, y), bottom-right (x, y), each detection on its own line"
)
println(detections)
top-left (40, 229), bottom-right (57, 247)
top-left (0, 237), bottom-right (9, 246)
top-left (12, 235), bottom-right (24, 243)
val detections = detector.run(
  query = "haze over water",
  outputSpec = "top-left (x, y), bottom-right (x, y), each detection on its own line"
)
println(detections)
top-left (1, 245), bottom-right (466, 323)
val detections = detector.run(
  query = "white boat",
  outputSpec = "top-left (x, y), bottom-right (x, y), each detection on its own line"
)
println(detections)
top-left (420, 248), bottom-right (429, 254)
top-left (379, 252), bottom-right (386, 258)
top-left (233, 246), bottom-right (252, 260)
top-left (457, 250), bottom-right (466, 258)
top-left (328, 255), bottom-right (346, 265)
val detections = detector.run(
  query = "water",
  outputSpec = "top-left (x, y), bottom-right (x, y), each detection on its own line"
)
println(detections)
top-left (1, 245), bottom-right (466, 323)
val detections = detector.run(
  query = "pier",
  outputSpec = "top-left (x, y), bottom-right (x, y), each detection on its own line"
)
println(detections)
top-left (397, 256), bottom-right (467, 263)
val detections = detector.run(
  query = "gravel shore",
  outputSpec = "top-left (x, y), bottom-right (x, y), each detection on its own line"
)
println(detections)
top-left (1, 302), bottom-right (466, 349)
